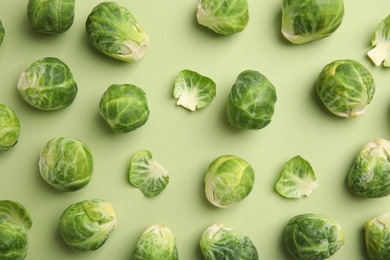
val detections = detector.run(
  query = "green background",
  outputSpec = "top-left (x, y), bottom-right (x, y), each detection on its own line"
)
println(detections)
top-left (1, 0), bottom-right (390, 259)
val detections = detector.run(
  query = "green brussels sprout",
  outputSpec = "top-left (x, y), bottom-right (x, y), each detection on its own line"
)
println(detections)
top-left (86, 2), bottom-right (149, 62)
top-left (367, 15), bottom-right (390, 67)
top-left (38, 137), bottom-right (93, 192)
top-left (226, 70), bottom-right (277, 130)
top-left (133, 225), bottom-right (178, 260)
top-left (275, 155), bottom-right (318, 199)
top-left (0, 104), bottom-right (20, 153)
top-left (281, 0), bottom-right (344, 44)
top-left (173, 69), bottom-right (216, 111)
top-left (205, 155), bottom-right (255, 208)
top-left (348, 138), bottom-right (390, 198)
top-left (365, 212), bottom-right (390, 259)
top-left (285, 213), bottom-right (345, 260)
top-left (0, 200), bottom-right (32, 230)
top-left (17, 57), bottom-right (78, 111)
top-left (99, 84), bottom-right (149, 133)
top-left (129, 150), bottom-right (169, 198)
top-left (316, 59), bottom-right (375, 118)
top-left (196, 0), bottom-right (249, 35)
top-left (0, 19), bottom-right (4, 46)
top-left (27, 0), bottom-right (75, 34)
top-left (59, 199), bottom-right (117, 251)
top-left (199, 223), bottom-right (259, 259)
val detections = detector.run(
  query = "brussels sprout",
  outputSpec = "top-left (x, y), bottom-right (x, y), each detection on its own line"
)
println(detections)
top-left (86, 2), bottom-right (149, 62)
top-left (17, 57), bottom-right (78, 110)
top-left (205, 155), bottom-right (255, 208)
top-left (348, 138), bottom-right (390, 198)
top-left (281, 0), bottom-right (344, 44)
top-left (38, 137), bottom-right (93, 192)
top-left (316, 59), bottom-right (375, 118)
top-left (129, 150), bottom-right (169, 198)
top-left (226, 70), bottom-right (277, 130)
top-left (200, 223), bottom-right (259, 259)
top-left (99, 84), bottom-right (149, 133)
top-left (367, 15), bottom-right (390, 67)
top-left (59, 199), bottom-right (117, 251)
top-left (0, 19), bottom-right (4, 46)
top-left (173, 69), bottom-right (216, 111)
top-left (196, 0), bottom-right (249, 35)
top-left (27, 0), bottom-right (75, 34)
top-left (365, 212), bottom-right (390, 259)
top-left (133, 225), bottom-right (178, 260)
top-left (0, 200), bottom-right (32, 230)
top-left (275, 155), bottom-right (318, 199)
top-left (285, 213), bottom-right (345, 260)
top-left (0, 104), bottom-right (20, 153)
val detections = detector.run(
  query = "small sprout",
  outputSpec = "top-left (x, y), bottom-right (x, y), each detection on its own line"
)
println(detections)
top-left (348, 138), bottom-right (390, 198)
top-left (0, 104), bottom-right (20, 153)
top-left (316, 59), bottom-right (375, 118)
top-left (285, 213), bottom-right (345, 260)
top-left (367, 15), bottom-right (390, 67)
top-left (99, 84), bottom-right (149, 133)
top-left (133, 225), bottom-right (178, 260)
top-left (173, 69), bottom-right (216, 111)
top-left (365, 212), bottom-right (390, 259)
top-left (129, 150), bottom-right (169, 197)
top-left (0, 200), bottom-right (32, 230)
top-left (59, 199), bottom-right (117, 251)
top-left (17, 57), bottom-right (78, 111)
top-left (38, 137), bottom-right (93, 192)
top-left (0, 19), bottom-right (4, 46)
top-left (226, 70), bottom-right (277, 130)
top-left (86, 2), bottom-right (149, 62)
top-left (27, 0), bottom-right (75, 34)
top-left (281, 0), bottom-right (344, 44)
top-left (205, 155), bottom-right (255, 208)
top-left (199, 223), bottom-right (259, 259)
top-left (196, 0), bottom-right (249, 35)
top-left (275, 155), bottom-right (318, 199)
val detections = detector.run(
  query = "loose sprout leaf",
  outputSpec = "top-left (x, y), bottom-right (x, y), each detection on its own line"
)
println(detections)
top-left (365, 212), bottom-right (390, 259)
top-left (0, 200), bottom-right (32, 230)
top-left (367, 15), bottom-right (390, 67)
top-left (173, 69), bottom-right (216, 111)
top-left (275, 155), bottom-right (318, 199)
top-left (0, 104), bottom-right (20, 152)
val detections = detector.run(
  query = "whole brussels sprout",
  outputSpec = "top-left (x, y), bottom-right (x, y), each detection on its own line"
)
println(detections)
top-left (281, 0), bottom-right (344, 44)
top-left (86, 2), bottom-right (149, 62)
top-left (348, 138), bottom-right (390, 198)
top-left (27, 0), bottom-right (75, 34)
top-left (59, 199), bottom-right (117, 251)
top-left (226, 70), bottom-right (277, 130)
top-left (17, 57), bottom-right (78, 110)
top-left (285, 213), bottom-right (345, 260)
top-left (316, 59), bottom-right (375, 118)
top-left (205, 155), bottom-right (255, 208)
top-left (365, 212), bottom-right (390, 259)
top-left (0, 104), bottom-right (20, 153)
top-left (38, 137), bottom-right (93, 192)
top-left (0, 19), bottom-right (4, 46)
top-left (99, 84), bottom-right (149, 133)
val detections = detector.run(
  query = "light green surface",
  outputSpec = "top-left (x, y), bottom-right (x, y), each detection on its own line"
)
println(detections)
top-left (1, 1), bottom-right (390, 259)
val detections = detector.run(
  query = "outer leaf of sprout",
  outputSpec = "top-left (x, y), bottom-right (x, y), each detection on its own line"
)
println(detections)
top-left (0, 200), bottom-right (32, 230)
top-left (367, 15), bottom-right (390, 67)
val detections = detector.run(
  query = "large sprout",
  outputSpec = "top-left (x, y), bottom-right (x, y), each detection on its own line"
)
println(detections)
top-left (226, 70), bottom-right (277, 130)
top-left (0, 19), bottom-right (4, 46)
top-left (316, 59), bottom-right (375, 118)
top-left (86, 2), bottom-right (149, 62)
top-left (196, 0), bottom-right (249, 35)
top-left (199, 223), bottom-right (259, 259)
top-left (17, 57), bottom-right (78, 110)
top-left (132, 225), bottom-right (178, 260)
top-left (0, 104), bottom-right (20, 153)
top-left (367, 15), bottom-right (390, 67)
top-left (27, 0), bottom-right (75, 33)
top-left (59, 199), bottom-right (117, 251)
top-left (285, 213), bottom-right (345, 260)
top-left (365, 212), bottom-right (390, 259)
top-left (281, 0), bottom-right (344, 44)
top-left (38, 137), bottom-right (93, 192)
top-left (205, 155), bottom-right (255, 208)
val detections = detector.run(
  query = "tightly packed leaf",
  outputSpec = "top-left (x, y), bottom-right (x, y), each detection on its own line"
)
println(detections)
top-left (365, 212), bottom-right (390, 259)
top-left (0, 104), bottom-right (20, 153)
top-left (367, 15), bottom-right (390, 67)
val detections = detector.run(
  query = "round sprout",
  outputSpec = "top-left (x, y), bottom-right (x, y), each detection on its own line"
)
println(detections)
top-left (205, 155), bottom-right (255, 208)
top-left (316, 59), bottom-right (375, 118)
top-left (365, 212), bottom-right (390, 259)
top-left (17, 57), bottom-right (78, 110)
top-left (0, 19), bottom-right (4, 46)
top-left (99, 84), bottom-right (150, 133)
top-left (27, 0), bottom-right (75, 34)
top-left (38, 137), bottom-right (93, 192)
top-left (0, 104), bottom-right (20, 153)
top-left (59, 199), bottom-right (117, 251)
